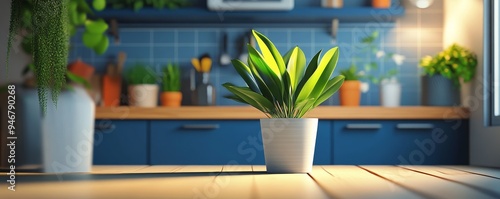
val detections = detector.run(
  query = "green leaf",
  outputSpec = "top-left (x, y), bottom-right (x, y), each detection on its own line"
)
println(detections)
top-left (82, 31), bottom-right (103, 48)
top-left (66, 71), bottom-right (91, 88)
top-left (314, 76), bottom-right (344, 107)
top-left (85, 19), bottom-right (108, 34)
top-left (231, 59), bottom-right (259, 93)
top-left (252, 30), bottom-right (286, 76)
top-left (294, 50), bottom-right (322, 100)
top-left (296, 47), bottom-right (339, 104)
top-left (286, 46), bottom-right (306, 92)
top-left (223, 83), bottom-right (274, 114)
top-left (248, 45), bottom-right (283, 102)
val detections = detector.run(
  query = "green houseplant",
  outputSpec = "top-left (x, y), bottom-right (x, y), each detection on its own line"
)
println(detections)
top-left (161, 63), bottom-right (182, 107)
top-left (126, 64), bottom-right (159, 107)
top-left (338, 65), bottom-right (363, 106)
top-left (223, 30), bottom-right (344, 173)
top-left (419, 44), bottom-right (477, 106)
top-left (6, 0), bottom-right (109, 113)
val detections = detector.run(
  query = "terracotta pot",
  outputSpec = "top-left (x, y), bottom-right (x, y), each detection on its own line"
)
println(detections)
top-left (339, 80), bottom-right (361, 106)
top-left (102, 75), bottom-right (121, 107)
top-left (161, 91), bottom-right (183, 107)
top-left (372, 0), bottom-right (391, 8)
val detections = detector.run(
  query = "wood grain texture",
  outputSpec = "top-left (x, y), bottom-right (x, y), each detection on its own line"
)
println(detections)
top-left (362, 166), bottom-right (496, 199)
top-left (1, 165), bottom-right (499, 199)
top-left (95, 106), bottom-right (470, 120)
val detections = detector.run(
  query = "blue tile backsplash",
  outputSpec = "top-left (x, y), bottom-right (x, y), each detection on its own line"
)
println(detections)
top-left (68, 2), bottom-right (443, 106)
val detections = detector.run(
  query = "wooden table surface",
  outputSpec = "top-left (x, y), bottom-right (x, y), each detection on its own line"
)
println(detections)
top-left (2, 165), bottom-right (499, 199)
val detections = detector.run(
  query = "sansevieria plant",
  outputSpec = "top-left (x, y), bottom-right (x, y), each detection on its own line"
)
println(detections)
top-left (223, 30), bottom-right (345, 118)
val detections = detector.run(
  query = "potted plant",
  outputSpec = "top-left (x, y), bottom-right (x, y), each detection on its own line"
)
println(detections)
top-left (223, 30), bottom-right (344, 173)
top-left (339, 65), bottom-right (364, 106)
top-left (6, 0), bottom-right (108, 173)
top-left (126, 64), bottom-right (159, 107)
top-left (161, 63), bottom-right (182, 107)
top-left (361, 31), bottom-right (406, 107)
top-left (372, 0), bottom-right (391, 8)
top-left (419, 44), bottom-right (477, 106)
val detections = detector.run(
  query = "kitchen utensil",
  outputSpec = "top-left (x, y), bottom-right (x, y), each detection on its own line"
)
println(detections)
top-left (191, 58), bottom-right (201, 72)
top-left (117, 52), bottom-right (126, 76)
top-left (238, 33), bottom-right (249, 62)
top-left (220, 32), bottom-right (231, 66)
top-left (196, 72), bottom-right (216, 106)
top-left (201, 56), bottom-right (212, 73)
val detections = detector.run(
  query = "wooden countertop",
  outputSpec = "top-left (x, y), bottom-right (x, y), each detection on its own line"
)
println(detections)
top-left (95, 106), bottom-right (470, 120)
top-left (3, 165), bottom-right (499, 198)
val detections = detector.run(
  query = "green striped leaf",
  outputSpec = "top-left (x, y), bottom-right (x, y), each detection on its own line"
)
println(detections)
top-left (296, 47), bottom-right (339, 104)
top-left (231, 59), bottom-right (260, 93)
top-left (286, 46), bottom-right (306, 92)
top-left (248, 45), bottom-right (283, 102)
top-left (313, 75), bottom-right (344, 107)
top-left (252, 30), bottom-right (286, 76)
top-left (294, 50), bottom-right (322, 101)
top-left (222, 83), bottom-right (274, 114)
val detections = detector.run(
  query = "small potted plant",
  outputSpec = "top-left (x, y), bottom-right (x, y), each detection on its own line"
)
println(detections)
top-left (161, 63), bottom-right (182, 107)
top-left (361, 31), bottom-right (406, 107)
top-left (419, 44), bottom-right (477, 106)
top-left (126, 64), bottom-right (159, 107)
top-left (223, 30), bottom-right (344, 173)
top-left (339, 65), bottom-right (364, 106)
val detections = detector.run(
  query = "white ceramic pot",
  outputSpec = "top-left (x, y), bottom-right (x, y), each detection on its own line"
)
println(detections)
top-left (128, 84), bottom-right (159, 107)
top-left (260, 118), bottom-right (318, 173)
top-left (42, 86), bottom-right (95, 173)
top-left (380, 82), bottom-right (401, 107)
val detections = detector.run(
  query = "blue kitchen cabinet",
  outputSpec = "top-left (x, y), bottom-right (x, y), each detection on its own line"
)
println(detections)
top-left (93, 120), bottom-right (148, 165)
top-left (150, 120), bottom-right (331, 165)
top-left (332, 120), bottom-right (469, 165)
top-left (150, 120), bottom-right (265, 165)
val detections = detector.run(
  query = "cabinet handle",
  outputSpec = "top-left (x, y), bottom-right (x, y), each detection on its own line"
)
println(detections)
top-left (345, 124), bottom-right (382, 130)
top-left (95, 124), bottom-right (116, 131)
top-left (181, 124), bottom-right (220, 130)
top-left (396, 123), bottom-right (435, 130)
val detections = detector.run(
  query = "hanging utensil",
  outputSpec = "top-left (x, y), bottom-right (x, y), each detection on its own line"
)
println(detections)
top-left (220, 32), bottom-right (231, 66)
top-left (191, 58), bottom-right (201, 72)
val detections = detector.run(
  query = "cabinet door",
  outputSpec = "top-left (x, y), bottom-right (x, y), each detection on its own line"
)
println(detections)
top-left (313, 120), bottom-right (332, 164)
top-left (333, 120), bottom-right (469, 165)
top-left (93, 120), bottom-right (148, 165)
top-left (390, 120), bottom-right (468, 165)
top-left (151, 120), bottom-right (265, 165)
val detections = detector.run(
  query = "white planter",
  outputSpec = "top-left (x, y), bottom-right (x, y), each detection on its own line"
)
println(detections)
top-left (260, 118), bottom-right (318, 173)
top-left (42, 86), bottom-right (95, 173)
top-left (128, 84), bottom-right (159, 107)
top-left (380, 82), bottom-right (401, 107)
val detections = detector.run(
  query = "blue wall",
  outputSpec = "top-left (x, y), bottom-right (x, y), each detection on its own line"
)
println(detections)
top-left (69, 1), bottom-right (444, 106)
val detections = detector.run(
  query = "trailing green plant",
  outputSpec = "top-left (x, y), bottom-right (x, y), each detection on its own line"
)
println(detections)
top-left (351, 31), bottom-right (405, 84)
top-left (126, 64), bottom-right (158, 85)
top-left (339, 65), bottom-right (362, 81)
top-left (223, 30), bottom-right (345, 118)
top-left (419, 44), bottom-right (478, 86)
top-left (162, 63), bottom-right (181, 92)
top-left (6, 0), bottom-right (108, 113)
top-left (108, 0), bottom-right (187, 11)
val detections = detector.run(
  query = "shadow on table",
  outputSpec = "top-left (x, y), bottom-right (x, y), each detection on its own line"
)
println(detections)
top-left (13, 171), bottom-right (272, 183)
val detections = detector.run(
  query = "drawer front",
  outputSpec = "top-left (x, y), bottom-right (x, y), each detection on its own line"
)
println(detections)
top-left (389, 120), bottom-right (468, 165)
top-left (151, 120), bottom-right (264, 165)
top-left (151, 120), bottom-right (331, 165)
top-left (333, 120), bottom-right (469, 165)
top-left (333, 120), bottom-right (391, 165)
top-left (93, 120), bottom-right (148, 165)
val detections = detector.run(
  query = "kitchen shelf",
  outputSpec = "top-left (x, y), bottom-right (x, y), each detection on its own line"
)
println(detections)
top-left (94, 6), bottom-right (405, 24)
top-left (95, 106), bottom-right (469, 120)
